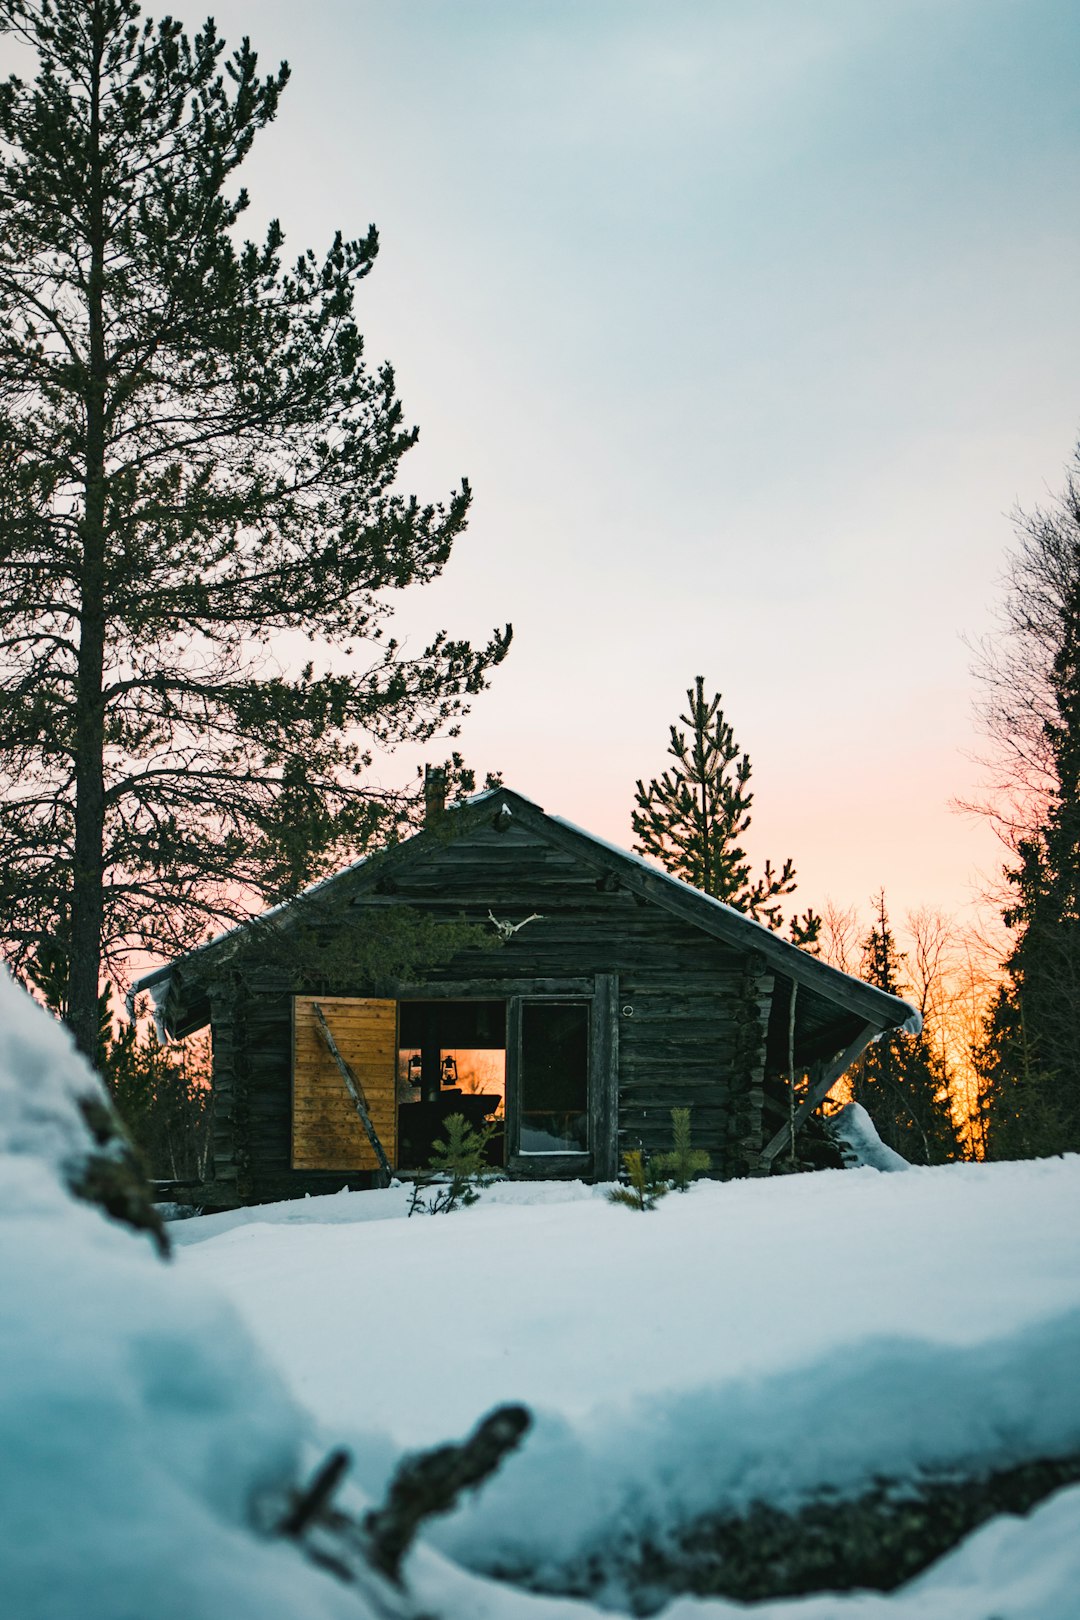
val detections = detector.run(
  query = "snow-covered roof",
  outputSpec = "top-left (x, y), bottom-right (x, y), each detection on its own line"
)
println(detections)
top-left (545, 805), bottom-right (921, 1034)
top-left (132, 785), bottom-right (920, 1041)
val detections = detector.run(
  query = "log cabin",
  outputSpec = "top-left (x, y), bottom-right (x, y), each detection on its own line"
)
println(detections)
top-left (132, 783), bottom-right (919, 1205)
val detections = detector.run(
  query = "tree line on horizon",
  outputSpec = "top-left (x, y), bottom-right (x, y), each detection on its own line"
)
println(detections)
top-left (630, 454), bottom-right (1080, 1168)
top-left (0, 0), bottom-right (1077, 1175)
top-left (631, 675), bottom-right (966, 1165)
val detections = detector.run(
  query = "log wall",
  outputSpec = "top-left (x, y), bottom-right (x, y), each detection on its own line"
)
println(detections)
top-left (209, 818), bottom-right (774, 1200)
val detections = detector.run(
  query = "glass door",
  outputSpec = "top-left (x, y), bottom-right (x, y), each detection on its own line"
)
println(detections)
top-left (517, 1000), bottom-right (590, 1154)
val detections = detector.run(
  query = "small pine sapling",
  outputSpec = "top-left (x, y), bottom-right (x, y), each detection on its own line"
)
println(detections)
top-left (607, 1148), bottom-right (671, 1212)
top-left (653, 1107), bottom-right (712, 1191)
top-left (409, 1114), bottom-right (497, 1214)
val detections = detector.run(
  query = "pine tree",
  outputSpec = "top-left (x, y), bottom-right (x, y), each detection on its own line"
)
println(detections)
top-left (852, 893), bottom-right (961, 1164)
top-left (0, 0), bottom-right (510, 1060)
top-left (652, 1107), bottom-right (711, 1191)
top-left (632, 677), bottom-right (820, 943)
top-left (607, 1148), bottom-right (670, 1211)
top-left (981, 533), bottom-right (1080, 1156)
top-left (105, 1020), bottom-right (212, 1182)
top-left (409, 1113), bottom-right (497, 1213)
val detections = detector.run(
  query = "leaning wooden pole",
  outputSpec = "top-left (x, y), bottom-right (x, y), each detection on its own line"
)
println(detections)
top-left (311, 1002), bottom-right (394, 1186)
top-left (759, 1020), bottom-right (880, 1169)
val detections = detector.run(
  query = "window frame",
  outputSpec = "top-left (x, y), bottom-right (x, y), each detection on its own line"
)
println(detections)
top-left (380, 974), bottom-right (619, 1179)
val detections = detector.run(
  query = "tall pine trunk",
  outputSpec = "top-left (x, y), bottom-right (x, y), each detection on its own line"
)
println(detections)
top-left (0, 1), bottom-right (508, 1023)
top-left (68, 3), bottom-right (108, 1062)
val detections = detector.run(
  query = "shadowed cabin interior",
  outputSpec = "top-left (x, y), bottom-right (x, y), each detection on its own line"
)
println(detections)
top-left (395, 999), bottom-right (590, 1165)
top-left (397, 1000), bottom-right (509, 1167)
top-left (291, 993), bottom-right (593, 1173)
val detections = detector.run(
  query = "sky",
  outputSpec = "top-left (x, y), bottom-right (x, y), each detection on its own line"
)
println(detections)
top-left (204, 0), bottom-right (1079, 929)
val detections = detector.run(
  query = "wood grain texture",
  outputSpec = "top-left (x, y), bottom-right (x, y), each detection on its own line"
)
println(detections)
top-left (292, 996), bottom-right (397, 1171)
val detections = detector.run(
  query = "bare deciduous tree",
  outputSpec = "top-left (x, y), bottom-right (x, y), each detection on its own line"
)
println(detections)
top-left (963, 467), bottom-right (1080, 853)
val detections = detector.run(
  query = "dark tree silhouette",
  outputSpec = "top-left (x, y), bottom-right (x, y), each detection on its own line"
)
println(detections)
top-left (632, 677), bottom-right (819, 944)
top-left (853, 893), bottom-right (962, 1164)
top-left (0, 0), bottom-right (510, 1058)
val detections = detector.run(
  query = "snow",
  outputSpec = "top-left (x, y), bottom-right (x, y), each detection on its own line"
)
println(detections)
top-left (144, 969), bottom-right (173, 1041)
top-left (0, 970), bottom-right (373, 1620)
top-left (177, 1155), bottom-right (1080, 1610)
top-left (0, 958), bottom-right (111, 1189)
top-left (178, 1161), bottom-right (1078, 1447)
top-left (169, 1174), bottom-right (606, 1248)
top-left (6, 959), bottom-right (1080, 1618)
top-left (828, 1101), bottom-right (911, 1170)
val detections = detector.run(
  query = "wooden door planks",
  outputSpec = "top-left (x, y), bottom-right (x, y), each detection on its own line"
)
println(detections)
top-left (292, 996), bottom-right (397, 1171)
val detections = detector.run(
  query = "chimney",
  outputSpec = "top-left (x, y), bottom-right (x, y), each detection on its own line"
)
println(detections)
top-left (423, 764), bottom-right (446, 827)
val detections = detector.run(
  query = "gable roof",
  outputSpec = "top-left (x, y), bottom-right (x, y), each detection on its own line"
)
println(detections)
top-left (132, 785), bottom-right (920, 1043)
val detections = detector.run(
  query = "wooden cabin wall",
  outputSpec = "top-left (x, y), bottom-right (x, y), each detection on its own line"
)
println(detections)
top-left (206, 977), bottom-right (241, 1194)
top-left (209, 818), bottom-right (776, 1199)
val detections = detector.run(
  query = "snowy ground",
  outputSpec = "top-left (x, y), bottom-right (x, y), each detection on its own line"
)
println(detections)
top-left (5, 962), bottom-right (1080, 1620)
top-left (0, 971), bottom-right (369, 1620)
top-left (175, 1159), bottom-right (1080, 1615)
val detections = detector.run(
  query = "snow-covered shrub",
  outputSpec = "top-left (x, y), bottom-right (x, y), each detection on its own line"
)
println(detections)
top-left (828, 1101), bottom-right (911, 1172)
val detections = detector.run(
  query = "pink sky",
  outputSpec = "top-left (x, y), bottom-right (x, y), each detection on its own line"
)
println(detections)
top-left (205, 0), bottom-right (1078, 938)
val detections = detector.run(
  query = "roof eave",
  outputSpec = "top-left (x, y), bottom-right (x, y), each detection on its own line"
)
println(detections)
top-left (129, 784), bottom-right (920, 1041)
top-left (492, 792), bottom-right (919, 1034)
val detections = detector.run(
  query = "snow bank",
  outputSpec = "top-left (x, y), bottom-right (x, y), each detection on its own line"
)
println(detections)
top-left (182, 1160), bottom-right (1080, 1448)
top-left (0, 960), bottom-right (114, 1195)
top-left (827, 1102), bottom-right (910, 1171)
top-left (403, 1483), bottom-right (1080, 1620)
top-left (0, 970), bottom-right (370, 1620)
top-left (433, 1301), bottom-right (1080, 1585)
top-left (13, 965), bottom-right (1077, 1618)
top-left (169, 1174), bottom-right (607, 1247)
top-left (182, 1153), bottom-right (1080, 1612)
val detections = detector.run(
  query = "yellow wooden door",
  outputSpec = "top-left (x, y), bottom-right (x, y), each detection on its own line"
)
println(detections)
top-left (291, 996), bottom-right (397, 1170)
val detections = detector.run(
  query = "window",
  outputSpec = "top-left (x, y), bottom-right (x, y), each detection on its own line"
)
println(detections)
top-left (395, 1000), bottom-right (506, 1170)
top-left (519, 1001), bottom-right (589, 1154)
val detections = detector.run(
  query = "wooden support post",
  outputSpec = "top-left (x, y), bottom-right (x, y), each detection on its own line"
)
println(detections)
top-left (787, 980), bottom-right (798, 1168)
top-left (311, 1001), bottom-right (394, 1185)
top-left (759, 1020), bottom-right (879, 1169)
top-left (591, 973), bottom-right (619, 1180)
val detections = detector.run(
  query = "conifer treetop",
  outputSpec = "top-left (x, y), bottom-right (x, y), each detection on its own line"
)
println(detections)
top-left (0, 0), bottom-right (511, 1055)
top-left (632, 677), bottom-right (817, 943)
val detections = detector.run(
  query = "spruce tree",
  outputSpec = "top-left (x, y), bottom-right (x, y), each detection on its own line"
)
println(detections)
top-left (0, 0), bottom-right (510, 1060)
top-left (852, 893), bottom-right (961, 1164)
top-left (976, 980), bottom-right (1065, 1160)
top-left (982, 534), bottom-right (1080, 1156)
top-left (409, 1113), bottom-right (497, 1214)
top-left (632, 677), bottom-right (819, 943)
top-left (653, 1107), bottom-right (711, 1191)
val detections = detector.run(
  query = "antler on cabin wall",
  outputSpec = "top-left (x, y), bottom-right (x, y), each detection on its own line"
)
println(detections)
top-left (486, 910), bottom-right (544, 940)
